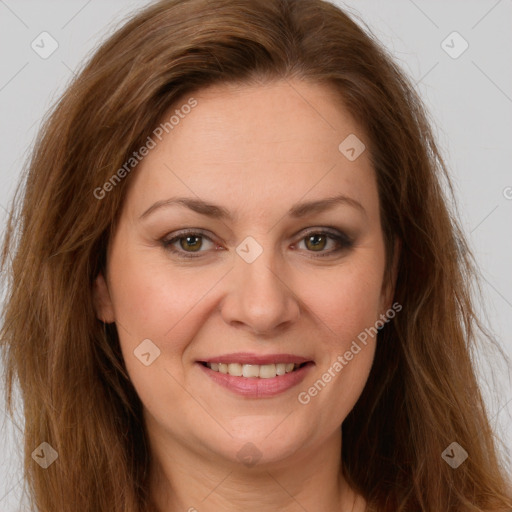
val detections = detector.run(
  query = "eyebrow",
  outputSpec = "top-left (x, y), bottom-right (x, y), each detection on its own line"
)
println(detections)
top-left (139, 193), bottom-right (366, 221)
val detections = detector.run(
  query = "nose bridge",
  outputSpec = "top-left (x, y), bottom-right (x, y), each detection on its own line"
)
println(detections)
top-left (240, 247), bottom-right (280, 292)
top-left (222, 234), bottom-right (300, 334)
top-left (237, 234), bottom-right (285, 300)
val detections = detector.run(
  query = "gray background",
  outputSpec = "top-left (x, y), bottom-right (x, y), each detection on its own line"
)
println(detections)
top-left (1, 0), bottom-right (511, 509)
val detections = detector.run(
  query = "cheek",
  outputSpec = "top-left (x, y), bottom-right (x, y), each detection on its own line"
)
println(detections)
top-left (292, 253), bottom-right (384, 416)
top-left (106, 248), bottom-right (226, 417)
top-left (107, 244), bottom-right (229, 354)
top-left (298, 260), bottom-right (385, 346)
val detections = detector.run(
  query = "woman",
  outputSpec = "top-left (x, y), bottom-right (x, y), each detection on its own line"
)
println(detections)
top-left (1, 0), bottom-right (511, 510)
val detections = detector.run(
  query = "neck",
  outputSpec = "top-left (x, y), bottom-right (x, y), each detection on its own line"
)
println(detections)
top-left (147, 424), bottom-right (362, 512)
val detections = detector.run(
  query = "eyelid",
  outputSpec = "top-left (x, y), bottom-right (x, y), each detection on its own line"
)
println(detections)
top-left (161, 227), bottom-right (353, 259)
top-left (161, 229), bottom-right (218, 256)
top-left (299, 226), bottom-right (352, 242)
top-left (293, 228), bottom-right (354, 258)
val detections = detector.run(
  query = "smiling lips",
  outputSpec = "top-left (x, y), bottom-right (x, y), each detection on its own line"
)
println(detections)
top-left (205, 361), bottom-right (301, 379)
top-left (198, 353), bottom-right (314, 397)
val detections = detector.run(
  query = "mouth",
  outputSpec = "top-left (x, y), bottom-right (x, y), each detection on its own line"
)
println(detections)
top-left (200, 361), bottom-right (309, 378)
top-left (197, 353), bottom-right (314, 398)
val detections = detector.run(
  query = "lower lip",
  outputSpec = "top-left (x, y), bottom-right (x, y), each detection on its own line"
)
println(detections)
top-left (197, 362), bottom-right (314, 398)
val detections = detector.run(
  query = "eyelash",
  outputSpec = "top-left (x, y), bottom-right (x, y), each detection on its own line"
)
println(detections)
top-left (161, 228), bottom-right (354, 259)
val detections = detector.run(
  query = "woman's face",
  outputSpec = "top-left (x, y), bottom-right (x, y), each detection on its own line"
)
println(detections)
top-left (95, 79), bottom-right (395, 468)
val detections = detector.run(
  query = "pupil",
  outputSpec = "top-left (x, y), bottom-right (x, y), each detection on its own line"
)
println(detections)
top-left (182, 236), bottom-right (201, 251)
top-left (308, 234), bottom-right (325, 251)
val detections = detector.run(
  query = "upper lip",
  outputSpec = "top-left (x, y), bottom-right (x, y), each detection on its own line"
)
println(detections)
top-left (199, 352), bottom-right (313, 365)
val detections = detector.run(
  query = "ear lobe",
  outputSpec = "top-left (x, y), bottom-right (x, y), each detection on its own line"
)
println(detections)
top-left (93, 272), bottom-right (115, 323)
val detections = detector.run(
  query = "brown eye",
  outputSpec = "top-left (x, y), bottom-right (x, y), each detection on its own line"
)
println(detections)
top-left (179, 235), bottom-right (203, 252)
top-left (304, 233), bottom-right (329, 252)
top-left (162, 231), bottom-right (216, 258)
top-left (297, 230), bottom-right (353, 257)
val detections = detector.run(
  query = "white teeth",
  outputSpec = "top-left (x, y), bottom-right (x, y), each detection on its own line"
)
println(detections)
top-left (276, 363), bottom-right (286, 376)
top-left (206, 362), bottom-right (302, 378)
top-left (227, 363), bottom-right (243, 377)
top-left (242, 364), bottom-right (260, 378)
top-left (259, 364), bottom-right (276, 379)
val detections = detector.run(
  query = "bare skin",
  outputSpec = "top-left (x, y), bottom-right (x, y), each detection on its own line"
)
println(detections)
top-left (94, 79), bottom-right (397, 511)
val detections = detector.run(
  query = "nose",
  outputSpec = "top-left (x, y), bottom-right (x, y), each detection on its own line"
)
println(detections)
top-left (220, 248), bottom-right (301, 337)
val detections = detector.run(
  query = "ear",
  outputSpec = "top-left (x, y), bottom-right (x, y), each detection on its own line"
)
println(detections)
top-left (93, 272), bottom-right (115, 323)
top-left (380, 237), bottom-right (401, 313)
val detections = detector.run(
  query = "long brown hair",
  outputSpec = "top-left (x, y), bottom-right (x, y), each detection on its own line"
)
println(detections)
top-left (1, 0), bottom-right (511, 510)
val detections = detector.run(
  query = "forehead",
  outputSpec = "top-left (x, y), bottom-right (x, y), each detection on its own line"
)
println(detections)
top-left (123, 79), bottom-right (378, 223)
